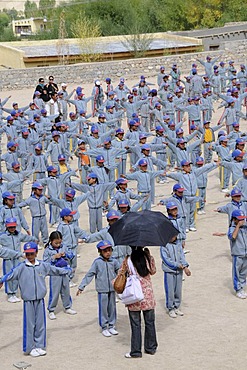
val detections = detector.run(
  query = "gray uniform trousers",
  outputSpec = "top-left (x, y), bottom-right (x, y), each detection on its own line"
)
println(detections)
top-left (164, 271), bottom-right (183, 310)
top-left (97, 291), bottom-right (116, 330)
top-left (3, 258), bottom-right (20, 296)
top-left (32, 216), bottom-right (49, 244)
top-left (23, 299), bottom-right (46, 353)
top-left (184, 197), bottom-right (196, 229)
top-left (48, 275), bottom-right (71, 312)
top-left (89, 207), bottom-right (102, 233)
top-left (232, 255), bottom-right (247, 292)
top-left (49, 203), bottom-right (60, 225)
top-left (198, 187), bottom-right (206, 210)
top-left (203, 142), bottom-right (213, 163)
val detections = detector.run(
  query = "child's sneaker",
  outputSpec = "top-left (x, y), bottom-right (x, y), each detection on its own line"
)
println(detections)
top-left (108, 327), bottom-right (118, 335)
top-left (36, 348), bottom-right (47, 356)
top-left (189, 227), bottom-right (197, 232)
top-left (30, 348), bottom-right (41, 357)
top-left (102, 329), bottom-right (111, 337)
top-left (48, 312), bottom-right (56, 320)
top-left (8, 296), bottom-right (17, 303)
top-left (174, 308), bottom-right (184, 316)
top-left (197, 210), bottom-right (203, 215)
top-left (236, 290), bottom-right (247, 299)
top-left (69, 281), bottom-right (77, 288)
top-left (13, 295), bottom-right (21, 302)
top-left (65, 308), bottom-right (77, 315)
top-left (168, 309), bottom-right (177, 318)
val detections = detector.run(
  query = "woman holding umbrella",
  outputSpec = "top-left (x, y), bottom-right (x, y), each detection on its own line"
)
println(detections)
top-left (117, 246), bottom-right (158, 358)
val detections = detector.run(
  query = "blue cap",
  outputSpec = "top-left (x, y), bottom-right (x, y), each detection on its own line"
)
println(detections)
top-left (86, 173), bottom-right (98, 179)
top-left (28, 120), bottom-right (35, 125)
top-left (47, 166), bottom-right (57, 172)
top-left (231, 210), bottom-right (246, 220)
top-left (213, 65), bottom-right (219, 70)
top-left (203, 120), bottom-right (210, 125)
top-left (155, 102), bottom-right (161, 107)
top-left (227, 97), bottom-right (235, 104)
top-left (168, 121), bottom-right (175, 127)
top-left (173, 183), bottom-right (185, 192)
top-left (2, 191), bottom-right (15, 199)
top-left (118, 199), bottom-right (130, 207)
top-left (41, 109), bottom-right (47, 114)
top-left (69, 112), bottom-right (76, 117)
top-left (6, 115), bottom-right (14, 121)
top-left (91, 125), bottom-right (99, 133)
top-left (65, 188), bottom-right (76, 197)
top-left (190, 124), bottom-right (197, 130)
top-left (132, 113), bottom-right (138, 118)
top-left (166, 201), bottom-right (178, 210)
top-left (0, 173), bottom-right (2, 179)
top-left (177, 138), bottom-right (185, 144)
top-left (33, 113), bottom-right (40, 119)
top-left (35, 143), bottom-right (42, 150)
top-left (22, 128), bottom-right (29, 134)
top-left (219, 136), bottom-right (228, 142)
top-left (7, 141), bottom-right (17, 149)
top-left (115, 178), bottom-right (128, 185)
top-left (232, 122), bottom-right (239, 127)
top-left (196, 156), bottom-right (204, 164)
top-left (141, 144), bottom-right (151, 150)
top-left (5, 217), bottom-right (17, 226)
top-left (231, 188), bottom-right (242, 197)
top-left (138, 158), bottom-right (148, 166)
top-left (23, 242), bottom-right (38, 253)
top-left (32, 182), bottom-right (43, 189)
top-left (96, 155), bottom-right (105, 162)
top-left (96, 240), bottom-right (113, 250)
top-left (129, 120), bottom-right (138, 126)
top-left (116, 128), bottom-right (124, 134)
top-left (60, 208), bottom-right (76, 218)
top-left (98, 113), bottom-right (106, 119)
top-left (232, 149), bottom-right (244, 158)
top-left (139, 133), bottom-right (147, 140)
top-left (176, 128), bottom-right (184, 135)
top-left (10, 110), bottom-right (17, 116)
top-left (54, 258), bottom-right (68, 268)
top-left (52, 131), bottom-right (60, 137)
top-left (12, 161), bottom-right (20, 168)
top-left (106, 105), bottom-right (114, 110)
top-left (236, 138), bottom-right (245, 144)
top-left (167, 93), bottom-right (173, 99)
top-left (106, 77), bottom-right (111, 82)
top-left (181, 160), bottom-right (191, 166)
top-left (79, 109), bottom-right (86, 114)
top-left (58, 154), bottom-right (66, 161)
top-left (104, 137), bottom-right (111, 144)
top-left (106, 210), bottom-right (120, 220)
top-left (156, 125), bottom-right (164, 131)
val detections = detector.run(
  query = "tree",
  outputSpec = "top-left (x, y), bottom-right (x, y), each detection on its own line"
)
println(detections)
top-left (0, 13), bottom-right (10, 33)
top-left (70, 11), bottom-right (102, 62)
top-left (24, 1), bottom-right (39, 18)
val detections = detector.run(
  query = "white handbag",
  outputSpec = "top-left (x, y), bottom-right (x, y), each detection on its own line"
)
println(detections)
top-left (119, 257), bottom-right (144, 305)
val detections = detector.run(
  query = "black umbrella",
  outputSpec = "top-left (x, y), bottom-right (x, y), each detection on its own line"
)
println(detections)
top-left (108, 210), bottom-right (179, 247)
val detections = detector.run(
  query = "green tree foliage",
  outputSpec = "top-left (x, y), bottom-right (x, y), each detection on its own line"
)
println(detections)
top-left (24, 1), bottom-right (39, 18)
top-left (0, 12), bottom-right (10, 32)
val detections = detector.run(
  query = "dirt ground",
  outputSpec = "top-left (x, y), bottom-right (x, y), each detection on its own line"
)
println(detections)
top-left (0, 73), bottom-right (247, 370)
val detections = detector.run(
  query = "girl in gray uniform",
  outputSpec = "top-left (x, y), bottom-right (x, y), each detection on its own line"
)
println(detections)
top-left (76, 240), bottom-right (119, 337)
top-left (43, 231), bottom-right (77, 320)
top-left (0, 242), bottom-right (70, 357)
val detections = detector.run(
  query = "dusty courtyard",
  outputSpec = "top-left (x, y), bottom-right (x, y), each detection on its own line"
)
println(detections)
top-left (0, 74), bottom-right (246, 370)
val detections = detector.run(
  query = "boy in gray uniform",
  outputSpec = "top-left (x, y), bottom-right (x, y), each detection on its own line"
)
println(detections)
top-left (228, 210), bottom-right (247, 299)
top-left (76, 240), bottom-right (119, 337)
top-left (0, 242), bottom-right (70, 357)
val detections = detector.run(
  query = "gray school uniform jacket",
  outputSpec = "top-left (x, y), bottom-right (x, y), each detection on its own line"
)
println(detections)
top-left (89, 165), bottom-right (111, 183)
top-left (108, 188), bottom-right (141, 209)
top-left (0, 181), bottom-right (23, 205)
top-left (46, 140), bottom-right (69, 163)
top-left (2, 170), bottom-right (34, 195)
top-left (167, 139), bottom-right (202, 166)
top-left (228, 225), bottom-right (247, 256)
top-left (221, 161), bottom-right (246, 185)
top-left (125, 170), bottom-right (164, 193)
top-left (1, 151), bottom-right (27, 171)
top-left (43, 244), bottom-right (73, 263)
top-left (168, 216), bottom-right (186, 241)
top-left (28, 153), bottom-right (48, 173)
top-left (236, 177), bottom-right (247, 201)
top-left (217, 201), bottom-right (247, 221)
top-left (57, 221), bottom-right (88, 248)
top-left (39, 171), bottom-right (76, 198)
top-left (49, 193), bottom-right (89, 221)
top-left (160, 241), bottom-right (189, 274)
top-left (164, 195), bottom-right (187, 221)
top-left (16, 137), bottom-right (32, 155)
top-left (78, 255), bottom-right (119, 293)
top-left (0, 231), bottom-right (36, 253)
top-left (78, 129), bottom-right (115, 149)
top-left (0, 259), bottom-right (69, 300)
top-left (18, 194), bottom-right (51, 217)
top-left (71, 182), bottom-right (116, 208)
top-left (0, 246), bottom-right (22, 260)
top-left (0, 205), bottom-right (29, 233)
top-left (86, 147), bottom-right (127, 168)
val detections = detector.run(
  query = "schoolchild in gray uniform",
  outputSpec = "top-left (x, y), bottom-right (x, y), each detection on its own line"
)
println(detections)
top-left (71, 173), bottom-right (116, 233)
top-left (214, 136), bottom-right (231, 192)
top-left (0, 172), bottom-right (23, 206)
top-left (218, 61), bottom-right (227, 92)
top-left (2, 161), bottom-right (34, 203)
top-left (166, 137), bottom-right (202, 167)
top-left (39, 166), bottom-right (77, 226)
top-left (28, 143), bottom-right (48, 181)
top-left (18, 182), bottom-right (50, 245)
top-left (43, 231), bottom-right (77, 320)
top-left (151, 125), bottom-right (168, 183)
top-left (117, 196), bottom-right (149, 215)
top-left (0, 217), bottom-right (36, 303)
top-left (123, 158), bottom-right (165, 210)
top-left (0, 115), bottom-right (19, 142)
top-left (196, 55), bottom-right (220, 78)
top-left (227, 210), bottom-right (247, 299)
top-left (220, 149), bottom-right (247, 187)
top-left (57, 208), bottom-right (89, 284)
top-left (159, 183), bottom-right (187, 235)
top-left (66, 91), bottom-right (93, 115)
top-left (76, 240), bottom-right (119, 337)
top-left (111, 128), bottom-right (131, 176)
top-left (199, 120), bottom-right (224, 163)
top-left (236, 163), bottom-right (247, 201)
top-left (0, 191), bottom-right (30, 234)
top-left (46, 131), bottom-right (70, 169)
top-left (0, 241), bottom-right (70, 357)
top-left (166, 159), bottom-right (218, 231)
top-left (160, 234), bottom-right (191, 318)
top-left (78, 125), bottom-right (115, 150)
top-left (49, 187), bottom-right (89, 226)
top-left (216, 187), bottom-right (247, 224)
top-left (108, 178), bottom-right (141, 210)
top-left (16, 128), bottom-right (31, 170)
top-left (1, 141), bottom-right (27, 172)
top-left (166, 201), bottom-right (186, 248)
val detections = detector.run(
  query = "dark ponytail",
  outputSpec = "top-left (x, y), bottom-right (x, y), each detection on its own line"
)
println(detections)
top-left (45, 230), bottom-right (63, 248)
top-left (130, 247), bottom-right (151, 277)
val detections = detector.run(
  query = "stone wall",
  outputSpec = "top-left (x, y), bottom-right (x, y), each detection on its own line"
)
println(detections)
top-left (0, 40), bottom-right (247, 91)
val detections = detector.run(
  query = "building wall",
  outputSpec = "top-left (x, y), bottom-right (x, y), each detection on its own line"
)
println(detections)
top-left (0, 45), bottom-right (25, 69)
top-left (0, 39), bottom-right (246, 90)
